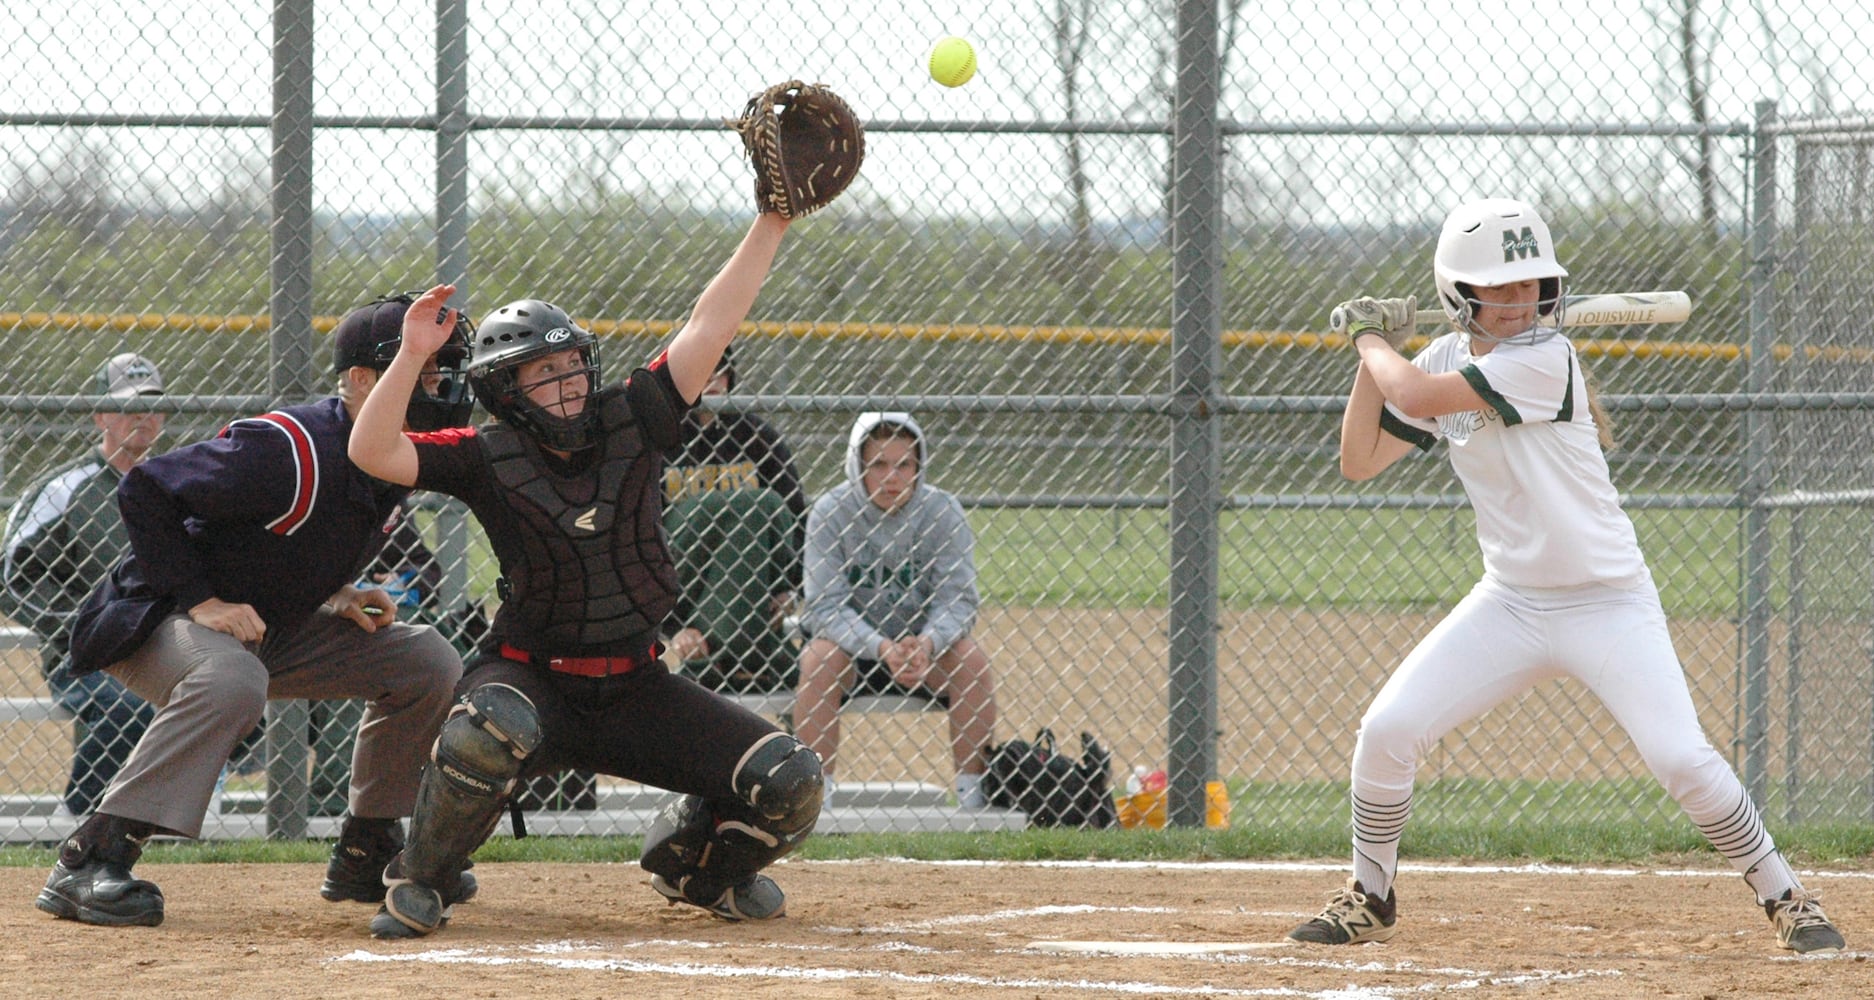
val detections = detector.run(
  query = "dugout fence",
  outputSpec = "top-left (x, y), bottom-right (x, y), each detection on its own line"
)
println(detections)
top-left (4, 1), bottom-right (1874, 842)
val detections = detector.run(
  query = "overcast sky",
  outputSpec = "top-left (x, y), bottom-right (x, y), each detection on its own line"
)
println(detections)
top-left (3, 0), bottom-right (1868, 225)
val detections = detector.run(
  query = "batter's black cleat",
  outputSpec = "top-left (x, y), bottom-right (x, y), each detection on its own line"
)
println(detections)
top-left (1287, 878), bottom-right (1397, 945)
top-left (35, 814), bottom-right (164, 927)
top-left (322, 819), bottom-right (477, 906)
top-left (651, 873), bottom-right (787, 921)
top-left (1766, 888), bottom-right (1845, 955)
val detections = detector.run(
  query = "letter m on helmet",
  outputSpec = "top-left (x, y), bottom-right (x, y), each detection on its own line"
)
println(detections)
top-left (1502, 227), bottom-right (1542, 262)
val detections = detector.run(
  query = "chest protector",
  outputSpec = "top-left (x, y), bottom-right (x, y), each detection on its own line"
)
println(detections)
top-left (478, 390), bottom-right (678, 649)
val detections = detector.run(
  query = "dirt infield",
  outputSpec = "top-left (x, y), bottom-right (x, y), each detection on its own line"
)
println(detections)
top-left (4, 858), bottom-right (1869, 998)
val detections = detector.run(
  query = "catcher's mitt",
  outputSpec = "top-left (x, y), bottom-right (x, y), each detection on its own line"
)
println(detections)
top-left (729, 81), bottom-right (865, 219)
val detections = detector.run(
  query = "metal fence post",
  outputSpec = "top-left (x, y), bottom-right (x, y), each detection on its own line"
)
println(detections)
top-left (1741, 98), bottom-right (1779, 806)
top-left (436, 0), bottom-right (471, 296)
top-left (1166, 0), bottom-right (1223, 828)
top-left (264, 0), bottom-right (318, 840)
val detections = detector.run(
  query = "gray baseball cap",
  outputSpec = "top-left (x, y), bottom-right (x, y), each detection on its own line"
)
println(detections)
top-left (95, 353), bottom-right (165, 398)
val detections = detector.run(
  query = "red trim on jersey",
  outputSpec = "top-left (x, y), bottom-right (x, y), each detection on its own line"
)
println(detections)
top-left (250, 412), bottom-right (319, 535)
top-left (406, 425), bottom-right (480, 447)
top-left (646, 350), bottom-right (669, 373)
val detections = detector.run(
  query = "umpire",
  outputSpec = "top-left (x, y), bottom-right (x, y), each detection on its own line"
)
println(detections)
top-left (34, 297), bottom-right (473, 928)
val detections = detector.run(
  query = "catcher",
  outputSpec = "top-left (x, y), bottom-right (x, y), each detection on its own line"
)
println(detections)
top-left (345, 81), bottom-right (861, 938)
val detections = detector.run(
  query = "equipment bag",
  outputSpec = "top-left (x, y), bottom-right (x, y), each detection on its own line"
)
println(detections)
top-left (983, 728), bottom-right (1117, 829)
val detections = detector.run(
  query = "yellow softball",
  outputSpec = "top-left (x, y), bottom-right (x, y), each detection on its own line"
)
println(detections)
top-left (929, 36), bottom-right (977, 88)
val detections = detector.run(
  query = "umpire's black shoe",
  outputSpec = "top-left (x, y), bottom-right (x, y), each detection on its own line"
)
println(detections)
top-left (36, 858), bottom-right (165, 927)
top-left (322, 820), bottom-right (477, 906)
top-left (36, 813), bottom-right (164, 927)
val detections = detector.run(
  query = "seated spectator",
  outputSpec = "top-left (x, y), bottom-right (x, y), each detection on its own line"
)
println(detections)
top-left (794, 412), bottom-right (998, 809)
top-left (1, 354), bottom-right (165, 817)
top-left (662, 346), bottom-right (806, 694)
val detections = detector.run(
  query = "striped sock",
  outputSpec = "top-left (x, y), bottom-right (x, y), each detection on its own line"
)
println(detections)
top-left (1696, 789), bottom-right (1795, 901)
top-left (1351, 790), bottom-right (1411, 899)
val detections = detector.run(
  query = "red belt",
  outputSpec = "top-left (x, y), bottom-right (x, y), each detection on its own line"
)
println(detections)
top-left (500, 642), bottom-right (649, 678)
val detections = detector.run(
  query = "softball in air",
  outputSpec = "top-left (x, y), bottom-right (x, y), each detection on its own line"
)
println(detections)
top-left (929, 36), bottom-right (977, 88)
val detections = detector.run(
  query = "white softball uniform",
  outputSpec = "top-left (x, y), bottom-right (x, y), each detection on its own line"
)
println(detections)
top-left (1348, 332), bottom-right (1796, 905)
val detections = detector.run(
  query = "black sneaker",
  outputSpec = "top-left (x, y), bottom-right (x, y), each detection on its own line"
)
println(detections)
top-left (1766, 888), bottom-right (1845, 955)
top-left (321, 821), bottom-right (403, 903)
top-left (35, 858), bottom-right (165, 927)
top-left (651, 873), bottom-right (786, 921)
top-left (368, 855), bottom-right (472, 939)
top-left (370, 882), bottom-right (447, 939)
top-left (1287, 878), bottom-right (1397, 945)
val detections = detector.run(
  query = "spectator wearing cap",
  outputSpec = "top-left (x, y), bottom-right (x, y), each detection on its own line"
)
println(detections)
top-left (32, 295), bottom-right (474, 929)
top-left (2, 354), bottom-right (167, 817)
top-left (661, 345), bottom-right (809, 694)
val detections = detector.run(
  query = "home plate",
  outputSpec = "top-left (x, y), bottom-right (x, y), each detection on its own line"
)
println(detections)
top-left (1030, 940), bottom-right (1289, 955)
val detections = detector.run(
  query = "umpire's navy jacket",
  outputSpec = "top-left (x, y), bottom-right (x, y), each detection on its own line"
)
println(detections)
top-left (68, 397), bottom-right (409, 675)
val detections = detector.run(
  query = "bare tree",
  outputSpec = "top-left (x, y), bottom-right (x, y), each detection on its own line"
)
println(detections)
top-left (7, 134), bottom-right (121, 246)
top-left (1048, 0), bottom-right (1106, 322)
top-left (1650, 0), bottom-right (1720, 234)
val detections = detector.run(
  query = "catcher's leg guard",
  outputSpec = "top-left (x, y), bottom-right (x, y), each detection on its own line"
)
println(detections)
top-left (640, 733), bottom-right (822, 920)
top-left (377, 683), bottom-right (540, 938)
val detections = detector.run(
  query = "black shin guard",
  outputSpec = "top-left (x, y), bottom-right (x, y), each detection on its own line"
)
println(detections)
top-left (402, 683), bottom-right (542, 887)
top-left (640, 733), bottom-right (823, 904)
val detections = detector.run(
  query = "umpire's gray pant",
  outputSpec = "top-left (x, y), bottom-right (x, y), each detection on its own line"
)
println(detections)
top-left (98, 611), bottom-right (462, 838)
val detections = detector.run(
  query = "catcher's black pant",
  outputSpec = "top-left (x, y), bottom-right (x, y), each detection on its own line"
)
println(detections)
top-left (458, 652), bottom-right (783, 799)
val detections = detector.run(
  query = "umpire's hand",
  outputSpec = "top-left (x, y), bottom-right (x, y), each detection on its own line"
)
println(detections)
top-left (323, 583), bottom-right (398, 633)
top-left (190, 596), bottom-right (266, 644)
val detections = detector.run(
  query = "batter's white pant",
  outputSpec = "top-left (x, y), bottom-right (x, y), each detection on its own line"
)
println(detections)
top-left (1349, 572), bottom-right (1794, 901)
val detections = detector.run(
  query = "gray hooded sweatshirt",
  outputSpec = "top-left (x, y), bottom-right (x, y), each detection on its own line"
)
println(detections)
top-left (799, 411), bottom-right (980, 660)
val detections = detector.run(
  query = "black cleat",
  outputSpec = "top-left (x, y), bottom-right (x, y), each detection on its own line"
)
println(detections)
top-left (1287, 878), bottom-right (1397, 945)
top-left (1767, 888), bottom-right (1845, 955)
top-left (35, 859), bottom-right (165, 928)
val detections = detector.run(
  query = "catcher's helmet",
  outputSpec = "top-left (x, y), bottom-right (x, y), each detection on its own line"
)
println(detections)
top-left (468, 298), bottom-right (600, 452)
top-left (332, 292), bottom-right (476, 431)
top-left (1433, 198), bottom-right (1568, 345)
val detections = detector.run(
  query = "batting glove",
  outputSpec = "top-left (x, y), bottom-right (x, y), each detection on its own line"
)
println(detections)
top-left (1335, 295), bottom-right (1417, 350)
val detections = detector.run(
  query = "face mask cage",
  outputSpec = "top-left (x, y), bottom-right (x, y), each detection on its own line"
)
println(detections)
top-left (1453, 277), bottom-right (1566, 347)
top-left (472, 348), bottom-right (600, 452)
top-left (405, 367), bottom-right (475, 431)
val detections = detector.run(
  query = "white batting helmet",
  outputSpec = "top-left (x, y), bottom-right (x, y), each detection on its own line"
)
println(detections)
top-left (1433, 198), bottom-right (1568, 344)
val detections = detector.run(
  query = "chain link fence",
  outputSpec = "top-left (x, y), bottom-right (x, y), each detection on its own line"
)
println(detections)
top-left (3, 0), bottom-right (1873, 841)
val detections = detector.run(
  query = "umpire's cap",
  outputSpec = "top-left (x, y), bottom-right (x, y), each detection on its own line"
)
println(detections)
top-left (333, 292), bottom-right (472, 373)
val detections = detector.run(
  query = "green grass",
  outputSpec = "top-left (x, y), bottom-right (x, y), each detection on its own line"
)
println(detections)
top-left (970, 506), bottom-right (1757, 614)
top-left (7, 777), bottom-right (1869, 869)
